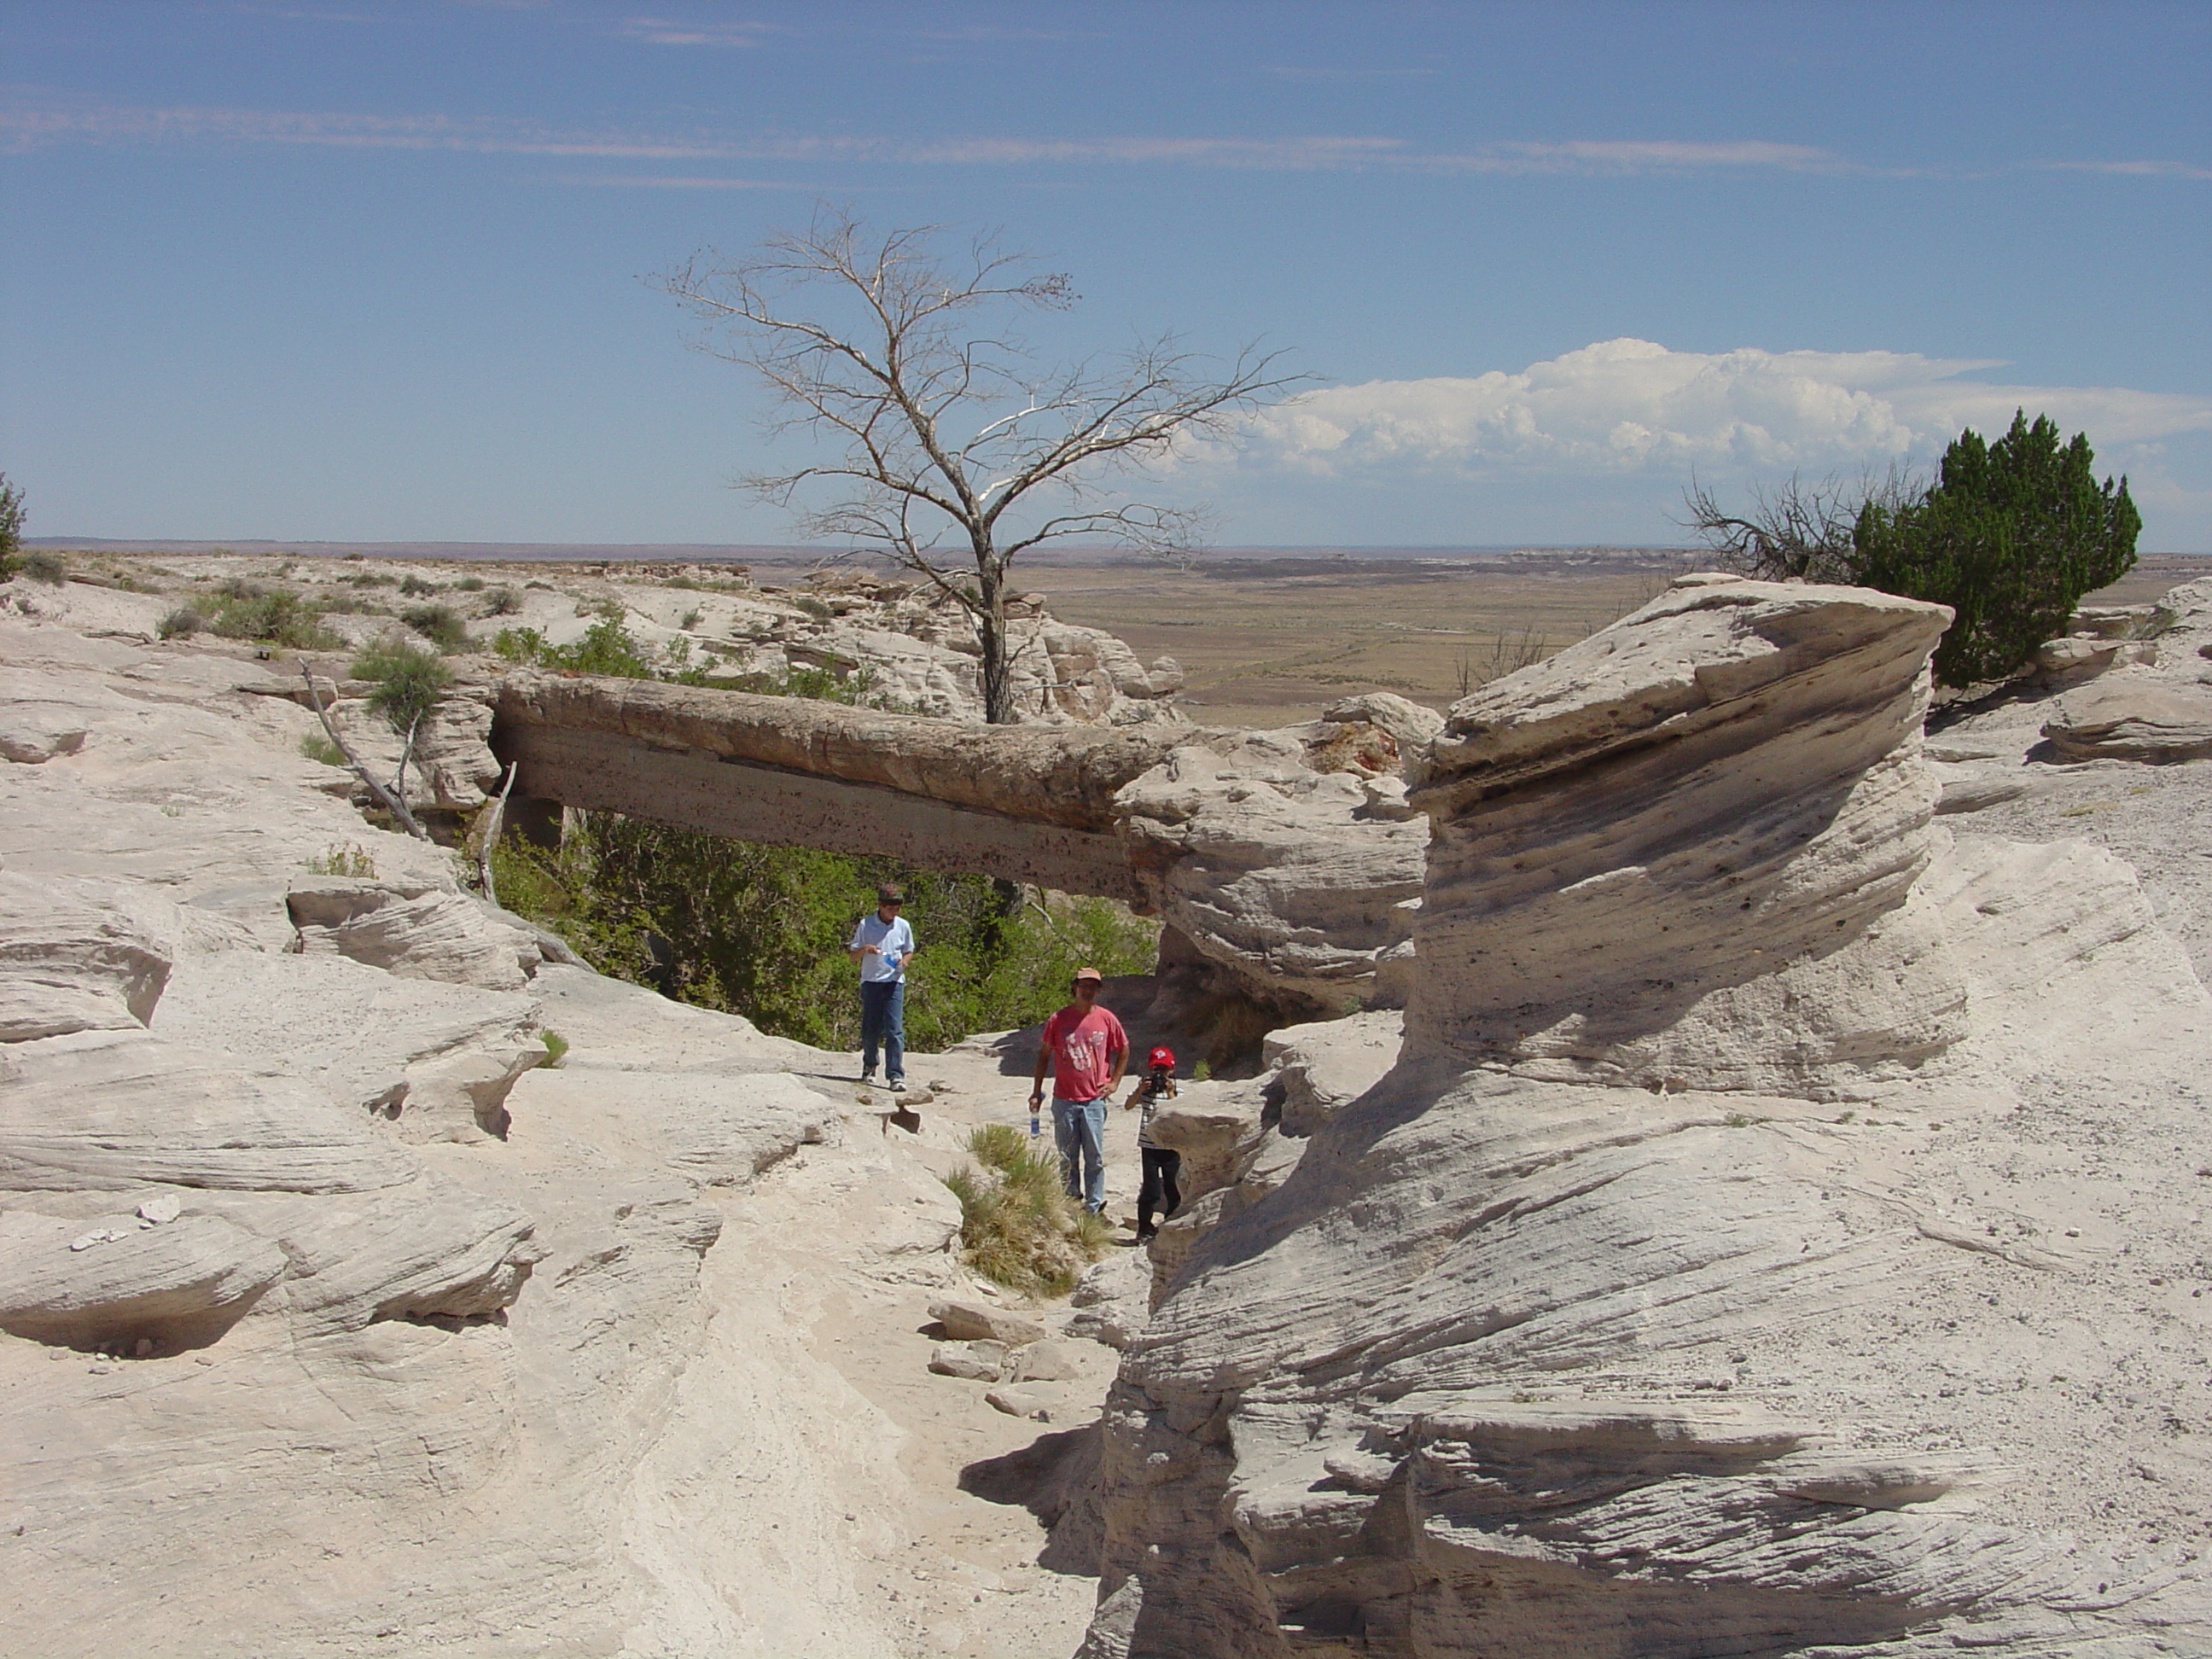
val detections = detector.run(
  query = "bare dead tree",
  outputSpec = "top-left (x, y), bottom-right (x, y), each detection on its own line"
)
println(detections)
top-left (1679, 465), bottom-right (1922, 585)
top-left (656, 208), bottom-right (1307, 724)
top-left (301, 663), bottom-right (428, 840)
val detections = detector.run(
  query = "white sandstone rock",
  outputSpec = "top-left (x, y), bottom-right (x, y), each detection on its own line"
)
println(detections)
top-left (929, 1297), bottom-right (1048, 1346)
top-left (0, 870), bottom-right (172, 1040)
top-left (2043, 681), bottom-right (2212, 762)
top-left (1116, 729), bottom-right (1429, 1010)
top-left (1080, 576), bottom-right (2212, 1658)
top-left (0, 1208), bottom-right (287, 1349)
top-left (928, 1339), bottom-right (1008, 1380)
top-left (288, 875), bottom-right (544, 991)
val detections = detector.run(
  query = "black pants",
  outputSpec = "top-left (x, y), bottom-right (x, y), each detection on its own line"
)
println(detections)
top-left (1138, 1147), bottom-right (1182, 1232)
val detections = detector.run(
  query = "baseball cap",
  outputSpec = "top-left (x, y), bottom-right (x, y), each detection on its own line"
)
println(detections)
top-left (1148, 1045), bottom-right (1175, 1070)
top-left (1072, 966), bottom-right (1104, 983)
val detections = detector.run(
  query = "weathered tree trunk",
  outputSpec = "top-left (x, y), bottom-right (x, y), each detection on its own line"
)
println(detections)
top-left (975, 551), bottom-right (1016, 725)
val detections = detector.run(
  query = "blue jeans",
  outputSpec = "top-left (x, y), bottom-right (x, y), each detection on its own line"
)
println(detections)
top-left (1053, 1095), bottom-right (1108, 1212)
top-left (859, 980), bottom-right (905, 1083)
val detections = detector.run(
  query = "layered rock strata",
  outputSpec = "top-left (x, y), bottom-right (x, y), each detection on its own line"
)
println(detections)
top-left (1406, 575), bottom-right (1963, 1095)
top-left (1080, 576), bottom-right (2212, 1657)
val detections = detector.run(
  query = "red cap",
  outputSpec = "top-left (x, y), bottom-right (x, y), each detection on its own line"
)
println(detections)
top-left (1148, 1046), bottom-right (1175, 1070)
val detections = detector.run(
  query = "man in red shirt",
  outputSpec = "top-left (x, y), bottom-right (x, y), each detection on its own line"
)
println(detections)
top-left (1029, 966), bottom-right (1128, 1215)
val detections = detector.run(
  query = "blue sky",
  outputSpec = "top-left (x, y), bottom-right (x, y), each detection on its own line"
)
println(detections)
top-left (3, 0), bottom-right (2208, 550)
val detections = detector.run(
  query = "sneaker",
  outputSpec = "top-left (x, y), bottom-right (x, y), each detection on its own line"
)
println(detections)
top-left (1135, 1225), bottom-right (1157, 1243)
top-left (888, 1078), bottom-right (906, 1092)
top-left (859, 1071), bottom-right (876, 1086)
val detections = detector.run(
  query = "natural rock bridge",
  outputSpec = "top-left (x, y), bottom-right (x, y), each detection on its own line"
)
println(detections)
top-left (490, 670), bottom-right (1435, 1014)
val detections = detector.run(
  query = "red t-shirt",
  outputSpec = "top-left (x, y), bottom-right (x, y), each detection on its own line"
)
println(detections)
top-left (1041, 1004), bottom-right (1127, 1103)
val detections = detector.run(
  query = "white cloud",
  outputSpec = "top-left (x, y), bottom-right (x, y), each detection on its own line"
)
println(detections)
top-left (618, 17), bottom-right (777, 48)
top-left (1237, 339), bottom-right (2212, 480)
top-left (2040, 159), bottom-right (2212, 181)
top-left (0, 99), bottom-right (1846, 176)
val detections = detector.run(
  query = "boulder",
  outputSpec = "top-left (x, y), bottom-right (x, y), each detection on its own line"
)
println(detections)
top-left (1262, 1010), bottom-right (1400, 1136)
top-left (410, 688), bottom-right (504, 810)
top-left (983, 1386), bottom-right (1053, 1422)
top-left (288, 876), bottom-right (544, 991)
top-left (1115, 728), bottom-right (1429, 1010)
top-left (2042, 683), bottom-right (2212, 763)
top-left (2069, 602), bottom-right (2174, 640)
top-left (1005, 1337), bottom-right (1080, 1382)
top-left (1934, 773), bottom-right (2033, 814)
top-left (148, 946), bottom-right (545, 1142)
top-left (1292, 692), bottom-right (1446, 779)
top-left (1063, 1250), bottom-right (1150, 1350)
top-left (2034, 634), bottom-right (2154, 687)
top-left (0, 1027), bottom-right (420, 1193)
top-left (928, 1297), bottom-right (1047, 1346)
top-left (928, 1339), bottom-right (1007, 1381)
top-left (1139, 1086), bottom-right (1266, 1199)
top-left (0, 870), bottom-right (172, 1041)
top-left (0, 1208), bottom-right (287, 1350)
top-left (0, 664), bottom-right (108, 763)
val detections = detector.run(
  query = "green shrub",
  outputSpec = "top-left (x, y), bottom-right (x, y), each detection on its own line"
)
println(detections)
top-left (679, 607), bottom-right (703, 630)
top-left (0, 474), bottom-right (22, 575)
top-left (399, 602), bottom-right (469, 651)
top-left (159, 607), bottom-right (204, 640)
top-left (22, 550), bottom-right (67, 585)
top-left (538, 1028), bottom-right (568, 1068)
top-left (454, 575), bottom-right (486, 592)
top-left (298, 731), bottom-right (347, 766)
top-left (351, 637), bottom-right (451, 733)
top-left (494, 616), bottom-right (672, 679)
top-left (399, 573), bottom-right (439, 597)
top-left (205, 586), bottom-right (342, 649)
top-left (488, 815), bottom-right (1155, 1052)
top-left (1853, 410), bottom-right (2140, 687)
top-left (306, 841), bottom-right (377, 878)
top-left (481, 586), bottom-right (522, 616)
top-left (943, 1126), bottom-right (1109, 1295)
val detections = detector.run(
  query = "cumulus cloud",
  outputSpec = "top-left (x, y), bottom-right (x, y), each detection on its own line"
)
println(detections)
top-left (1237, 339), bottom-right (2212, 480)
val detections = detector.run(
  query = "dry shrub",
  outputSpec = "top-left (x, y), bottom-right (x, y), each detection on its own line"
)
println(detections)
top-left (943, 1123), bottom-right (1110, 1297)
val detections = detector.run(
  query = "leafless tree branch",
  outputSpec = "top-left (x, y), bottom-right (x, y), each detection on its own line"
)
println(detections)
top-left (302, 663), bottom-right (428, 840)
top-left (655, 206), bottom-right (1308, 722)
top-left (1679, 465), bottom-right (1922, 585)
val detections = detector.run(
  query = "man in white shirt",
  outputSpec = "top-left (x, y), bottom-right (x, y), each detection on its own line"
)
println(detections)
top-left (847, 882), bottom-right (917, 1091)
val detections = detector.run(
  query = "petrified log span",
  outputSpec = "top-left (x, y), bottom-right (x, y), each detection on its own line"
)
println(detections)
top-left (492, 671), bottom-right (1185, 902)
top-left (491, 673), bottom-right (1433, 1011)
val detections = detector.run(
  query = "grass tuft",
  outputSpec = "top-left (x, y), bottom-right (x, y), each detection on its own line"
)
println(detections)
top-left (306, 841), bottom-right (377, 878)
top-left (943, 1124), bottom-right (1109, 1297)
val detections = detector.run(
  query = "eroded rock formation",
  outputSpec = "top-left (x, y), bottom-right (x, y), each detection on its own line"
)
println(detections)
top-left (1079, 575), bottom-right (2212, 1657)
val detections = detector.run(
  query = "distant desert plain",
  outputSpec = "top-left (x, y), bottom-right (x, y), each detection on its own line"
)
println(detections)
top-left (27, 538), bottom-right (2211, 730)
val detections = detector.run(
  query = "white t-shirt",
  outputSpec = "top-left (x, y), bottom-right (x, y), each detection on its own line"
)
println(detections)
top-left (849, 912), bottom-right (915, 984)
